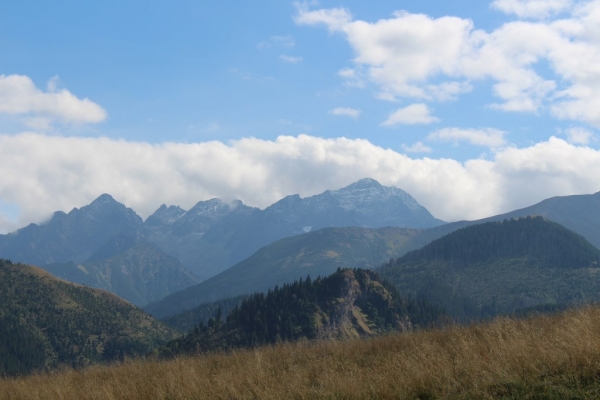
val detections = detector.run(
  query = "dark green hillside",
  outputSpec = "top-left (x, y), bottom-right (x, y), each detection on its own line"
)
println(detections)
top-left (0, 259), bottom-right (178, 377)
top-left (158, 268), bottom-right (444, 357)
top-left (402, 217), bottom-right (600, 267)
top-left (400, 190), bottom-right (600, 259)
top-left (145, 226), bottom-right (421, 318)
top-left (162, 295), bottom-right (248, 333)
top-left (380, 217), bottom-right (600, 321)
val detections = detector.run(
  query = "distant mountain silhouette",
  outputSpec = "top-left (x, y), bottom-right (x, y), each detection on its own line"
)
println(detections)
top-left (0, 195), bottom-right (198, 306)
top-left (0, 194), bottom-right (142, 266)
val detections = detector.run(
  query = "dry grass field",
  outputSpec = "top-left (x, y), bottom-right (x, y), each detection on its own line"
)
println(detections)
top-left (4, 305), bottom-right (600, 399)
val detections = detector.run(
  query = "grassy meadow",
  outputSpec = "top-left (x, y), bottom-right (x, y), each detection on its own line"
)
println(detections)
top-left (4, 305), bottom-right (600, 399)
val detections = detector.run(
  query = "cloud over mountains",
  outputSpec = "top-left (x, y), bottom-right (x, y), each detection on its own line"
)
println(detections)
top-left (0, 132), bottom-right (599, 233)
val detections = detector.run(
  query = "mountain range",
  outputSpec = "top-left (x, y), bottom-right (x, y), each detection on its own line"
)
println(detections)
top-left (146, 189), bottom-right (600, 318)
top-left (144, 178), bottom-right (444, 280)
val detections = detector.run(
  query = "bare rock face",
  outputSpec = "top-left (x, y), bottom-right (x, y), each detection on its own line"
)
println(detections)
top-left (313, 269), bottom-right (419, 340)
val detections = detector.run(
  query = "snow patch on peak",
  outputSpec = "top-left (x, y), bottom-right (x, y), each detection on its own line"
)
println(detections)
top-left (147, 204), bottom-right (187, 225)
top-left (332, 179), bottom-right (422, 212)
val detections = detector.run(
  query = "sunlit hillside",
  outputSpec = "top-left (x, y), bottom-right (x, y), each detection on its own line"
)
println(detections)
top-left (3, 305), bottom-right (600, 399)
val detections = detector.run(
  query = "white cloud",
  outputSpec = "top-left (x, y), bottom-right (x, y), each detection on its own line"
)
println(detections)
top-left (329, 107), bottom-right (361, 118)
top-left (381, 104), bottom-right (439, 126)
top-left (0, 75), bottom-right (107, 125)
top-left (295, 2), bottom-right (600, 126)
top-left (401, 142), bottom-right (433, 153)
top-left (279, 55), bottom-right (304, 63)
top-left (565, 127), bottom-right (593, 144)
top-left (1, 133), bottom-right (599, 233)
top-left (338, 67), bottom-right (366, 88)
top-left (257, 35), bottom-right (295, 50)
top-left (294, 4), bottom-right (353, 32)
top-left (296, 7), bottom-right (475, 101)
top-left (491, 0), bottom-right (574, 19)
top-left (428, 128), bottom-right (508, 147)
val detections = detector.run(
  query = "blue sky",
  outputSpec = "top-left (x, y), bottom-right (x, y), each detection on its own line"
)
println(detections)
top-left (1, 0), bottom-right (600, 231)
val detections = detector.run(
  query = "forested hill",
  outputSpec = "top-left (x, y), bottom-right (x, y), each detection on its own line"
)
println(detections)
top-left (0, 259), bottom-right (177, 377)
top-left (401, 216), bottom-right (600, 268)
top-left (380, 217), bottom-right (600, 321)
top-left (158, 268), bottom-right (445, 357)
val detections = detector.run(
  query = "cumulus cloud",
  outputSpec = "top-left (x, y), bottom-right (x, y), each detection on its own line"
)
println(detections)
top-left (329, 107), bottom-right (361, 118)
top-left (401, 142), bottom-right (433, 153)
top-left (565, 127), bottom-right (594, 144)
top-left (428, 128), bottom-right (508, 147)
top-left (294, 4), bottom-right (353, 32)
top-left (0, 133), bottom-right (599, 233)
top-left (491, 0), bottom-right (574, 19)
top-left (381, 104), bottom-right (439, 126)
top-left (295, 2), bottom-right (600, 126)
top-left (0, 75), bottom-right (107, 125)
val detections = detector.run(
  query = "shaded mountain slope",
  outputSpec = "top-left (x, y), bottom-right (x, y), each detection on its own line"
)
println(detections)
top-left (0, 259), bottom-right (178, 377)
top-left (162, 295), bottom-right (248, 333)
top-left (44, 232), bottom-right (199, 307)
top-left (144, 199), bottom-right (260, 281)
top-left (158, 268), bottom-right (444, 357)
top-left (380, 217), bottom-right (600, 321)
top-left (145, 226), bottom-right (422, 318)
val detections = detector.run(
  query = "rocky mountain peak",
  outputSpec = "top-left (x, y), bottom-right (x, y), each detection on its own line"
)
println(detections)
top-left (186, 198), bottom-right (239, 218)
top-left (169, 198), bottom-right (252, 237)
top-left (145, 204), bottom-right (187, 227)
top-left (331, 178), bottom-right (422, 212)
top-left (343, 178), bottom-right (382, 190)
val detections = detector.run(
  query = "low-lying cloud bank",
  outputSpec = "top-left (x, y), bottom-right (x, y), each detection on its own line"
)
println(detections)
top-left (0, 132), bottom-right (598, 233)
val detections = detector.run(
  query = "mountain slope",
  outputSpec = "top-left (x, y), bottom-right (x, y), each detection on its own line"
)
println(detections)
top-left (44, 232), bottom-right (199, 307)
top-left (402, 191), bottom-right (600, 257)
top-left (0, 259), bottom-right (178, 377)
top-left (158, 268), bottom-right (444, 357)
top-left (494, 192), bottom-right (600, 249)
top-left (144, 226), bottom-right (422, 318)
top-left (144, 199), bottom-right (260, 281)
top-left (380, 217), bottom-right (600, 320)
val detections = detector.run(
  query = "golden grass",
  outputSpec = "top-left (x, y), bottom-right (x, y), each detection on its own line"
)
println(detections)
top-left (4, 306), bottom-right (600, 399)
